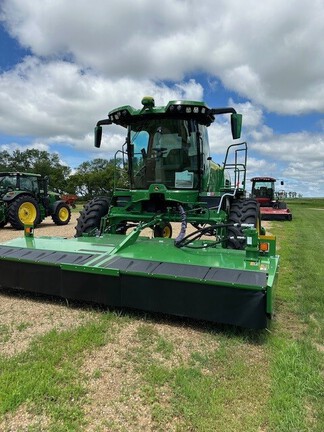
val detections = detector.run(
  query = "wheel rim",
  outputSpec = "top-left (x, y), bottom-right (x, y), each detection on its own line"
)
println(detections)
top-left (58, 207), bottom-right (69, 222)
top-left (18, 202), bottom-right (37, 224)
top-left (153, 223), bottom-right (172, 238)
top-left (162, 225), bottom-right (172, 238)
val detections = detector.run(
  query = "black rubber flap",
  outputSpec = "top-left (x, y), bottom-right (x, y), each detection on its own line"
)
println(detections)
top-left (0, 245), bottom-right (94, 265)
top-left (0, 249), bottom-right (269, 329)
top-left (104, 257), bottom-right (266, 287)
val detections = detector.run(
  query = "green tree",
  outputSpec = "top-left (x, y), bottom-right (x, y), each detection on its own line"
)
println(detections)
top-left (0, 151), bottom-right (12, 171)
top-left (0, 149), bottom-right (71, 193)
top-left (68, 158), bottom-right (128, 200)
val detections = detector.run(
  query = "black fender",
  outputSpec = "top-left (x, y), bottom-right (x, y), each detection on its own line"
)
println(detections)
top-left (48, 199), bottom-right (67, 214)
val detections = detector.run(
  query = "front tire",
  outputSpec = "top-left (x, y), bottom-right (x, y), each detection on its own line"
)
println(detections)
top-left (75, 197), bottom-right (110, 237)
top-left (227, 199), bottom-right (260, 250)
top-left (52, 203), bottom-right (71, 225)
top-left (153, 222), bottom-right (173, 238)
top-left (8, 195), bottom-right (40, 230)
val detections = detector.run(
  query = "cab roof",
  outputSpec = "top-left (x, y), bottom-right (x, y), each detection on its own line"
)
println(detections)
top-left (0, 172), bottom-right (42, 178)
top-left (107, 97), bottom-right (216, 127)
top-left (251, 177), bottom-right (276, 182)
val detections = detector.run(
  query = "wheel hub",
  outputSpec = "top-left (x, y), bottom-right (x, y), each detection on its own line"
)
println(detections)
top-left (18, 203), bottom-right (37, 224)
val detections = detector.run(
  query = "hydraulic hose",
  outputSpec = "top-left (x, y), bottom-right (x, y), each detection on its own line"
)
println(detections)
top-left (175, 222), bottom-right (251, 249)
top-left (174, 204), bottom-right (187, 246)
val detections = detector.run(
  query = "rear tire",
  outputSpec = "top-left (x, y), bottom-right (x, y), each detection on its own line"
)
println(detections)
top-left (75, 197), bottom-right (110, 237)
top-left (8, 195), bottom-right (40, 230)
top-left (227, 199), bottom-right (260, 250)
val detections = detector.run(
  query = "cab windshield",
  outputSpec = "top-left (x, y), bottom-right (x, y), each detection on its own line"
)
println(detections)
top-left (129, 118), bottom-right (199, 189)
top-left (252, 181), bottom-right (274, 198)
top-left (0, 175), bottom-right (16, 192)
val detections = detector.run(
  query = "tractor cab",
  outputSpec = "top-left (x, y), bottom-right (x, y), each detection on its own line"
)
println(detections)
top-left (95, 97), bottom-right (243, 195)
top-left (0, 172), bottom-right (53, 201)
top-left (0, 172), bottom-right (41, 197)
top-left (0, 173), bottom-right (17, 195)
top-left (130, 118), bottom-right (200, 190)
top-left (250, 177), bottom-right (276, 206)
top-left (92, 97), bottom-right (249, 236)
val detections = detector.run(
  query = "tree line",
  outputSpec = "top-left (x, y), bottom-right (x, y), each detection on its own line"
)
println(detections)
top-left (0, 149), bottom-right (128, 200)
top-left (1, 149), bottom-right (304, 200)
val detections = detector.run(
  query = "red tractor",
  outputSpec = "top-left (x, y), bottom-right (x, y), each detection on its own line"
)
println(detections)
top-left (251, 177), bottom-right (292, 221)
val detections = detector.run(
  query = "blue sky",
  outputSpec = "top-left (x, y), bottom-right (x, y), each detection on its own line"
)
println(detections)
top-left (0, 0), bottom-right (324, 196)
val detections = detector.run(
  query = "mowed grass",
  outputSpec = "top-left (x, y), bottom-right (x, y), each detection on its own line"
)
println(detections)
top-left (0, 199), bottom-right (323, 431)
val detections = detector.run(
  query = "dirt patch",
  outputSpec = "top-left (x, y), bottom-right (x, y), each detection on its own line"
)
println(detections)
top-left (0, 291), bottom-right (99, 357)
top-left (81, 319), bottom-right (221, 431)
top-left (82, 322), bottom-right (154, 432)
top-left (0, 404), bottom-right (50, 432)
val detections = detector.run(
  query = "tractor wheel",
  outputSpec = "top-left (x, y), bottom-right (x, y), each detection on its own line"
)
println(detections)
top-left (153, 222), bottom-right (173, 238)
top-left (75, 196), bottom-right (110, 237)
top-left (227, 198), bottom-right (261, 250)
top-left (52, 203), bottom-right (71, 225)
top-left (8, 195), bottom-right (40, 230)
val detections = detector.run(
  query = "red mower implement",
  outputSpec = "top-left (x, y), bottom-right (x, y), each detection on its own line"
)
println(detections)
top-left (251, 177), bottom-right (292, 221)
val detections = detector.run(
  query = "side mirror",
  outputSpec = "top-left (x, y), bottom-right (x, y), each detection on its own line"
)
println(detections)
top-left (94, 126), bottom-right (102, 148)
top-left (281, 181), bottom-right (284, 186)
top-left (230, 113), bottom-right (242, 140)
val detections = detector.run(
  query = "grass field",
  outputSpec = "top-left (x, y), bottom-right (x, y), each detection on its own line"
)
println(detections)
top-left (0, 199), bottom-right (323, 431)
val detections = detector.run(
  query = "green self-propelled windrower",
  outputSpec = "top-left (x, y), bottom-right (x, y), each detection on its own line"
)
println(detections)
top-left (0, 97), bottom-right (279, 329)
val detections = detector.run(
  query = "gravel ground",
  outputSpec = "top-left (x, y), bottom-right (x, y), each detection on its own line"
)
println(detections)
top-left (0, 213), bottom-right (189, 243)
top-left (0, 213), bottom-right (80, 243)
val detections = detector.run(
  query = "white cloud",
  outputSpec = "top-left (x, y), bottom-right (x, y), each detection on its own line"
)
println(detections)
top-left (1, 0), bottom-right (324, 196)
top-left (2, 0), bottom-right (324, 114)
top-left (248, 131), bottom-right (324, 195)
top-left (0, 141), bottom-right (49, 153)
top-left (0, 56), bottom-right (203, 139)
top-left (251, 132), bottom-right (324, 164)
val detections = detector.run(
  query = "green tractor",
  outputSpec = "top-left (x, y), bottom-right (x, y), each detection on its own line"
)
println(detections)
top-left (76, 96), bottom-right (257, 247)
top-left (0, 172), bottom-right (71, 229)
top-left (0, 98), bottom-right (279, 329)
